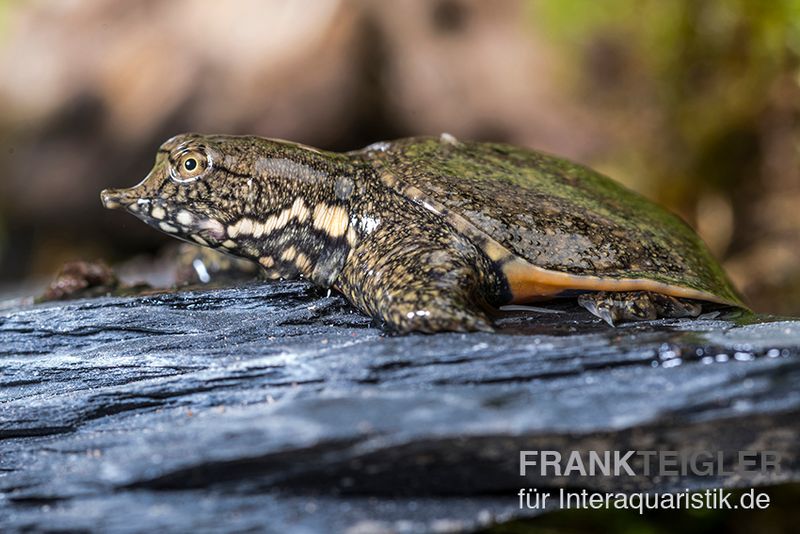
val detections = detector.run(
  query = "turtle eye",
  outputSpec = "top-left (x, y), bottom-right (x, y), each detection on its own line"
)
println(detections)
top-left (172, 149), bottom-right (209, 182)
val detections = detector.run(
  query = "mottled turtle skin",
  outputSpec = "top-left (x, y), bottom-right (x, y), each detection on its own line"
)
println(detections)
top-left (101, 133), bottom-right (745, 332)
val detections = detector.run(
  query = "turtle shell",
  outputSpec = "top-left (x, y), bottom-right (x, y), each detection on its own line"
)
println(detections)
top-left (366, 136), bottom-right (745, 308)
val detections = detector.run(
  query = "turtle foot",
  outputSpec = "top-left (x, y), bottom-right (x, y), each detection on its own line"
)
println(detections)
top-left (578, 291), bottom-right (703, 326)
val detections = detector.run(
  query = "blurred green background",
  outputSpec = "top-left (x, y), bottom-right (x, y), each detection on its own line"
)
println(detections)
top-left (0, 0), bottom-right (798, 313)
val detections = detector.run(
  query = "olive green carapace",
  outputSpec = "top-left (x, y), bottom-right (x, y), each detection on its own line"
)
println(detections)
top-left (101, 133), bottom-right (745, 333)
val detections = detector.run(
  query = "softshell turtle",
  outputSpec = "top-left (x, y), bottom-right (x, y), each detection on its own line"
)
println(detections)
top-left (101, 133), bottom-right (745, 333)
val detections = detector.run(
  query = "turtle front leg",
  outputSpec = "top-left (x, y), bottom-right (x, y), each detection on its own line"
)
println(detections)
top-left (578, 291), bottom-right (703, 326)
top-left (369, 274), bottom-right (494, 333)
top-left (336, 229), bottom-right (497, 334)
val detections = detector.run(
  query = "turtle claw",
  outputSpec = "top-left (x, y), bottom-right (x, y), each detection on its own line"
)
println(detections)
top-left (596, 307), bottom-right (617, 327)
top-left (472, 318), bottom-right (496, 333)
top-left (577, 295), bottom-right (619, 326)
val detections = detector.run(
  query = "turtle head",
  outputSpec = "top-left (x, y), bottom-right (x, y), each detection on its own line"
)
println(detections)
top-left (100, 133), bottom-right (239, 247)
top-left (101, 133), bottom-right (356, 285)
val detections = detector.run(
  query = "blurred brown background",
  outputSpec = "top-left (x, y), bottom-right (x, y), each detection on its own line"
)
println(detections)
top-left (0, 0), bottom-right (798, 314)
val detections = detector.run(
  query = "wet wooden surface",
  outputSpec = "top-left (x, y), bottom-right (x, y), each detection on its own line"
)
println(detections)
top-left (2, 282), bottom-right (799, 532)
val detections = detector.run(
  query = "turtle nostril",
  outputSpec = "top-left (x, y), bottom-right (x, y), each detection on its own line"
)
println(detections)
top-left (101, 188), bottom-right (142, 210)
top-left (100, 189), bottom-right (122, 209)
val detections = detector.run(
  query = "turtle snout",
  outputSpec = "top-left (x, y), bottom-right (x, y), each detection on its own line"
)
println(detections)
top-left (100, 189), bottom-right (121, 209)
top-left (101, 188), bottom-right (140, 210)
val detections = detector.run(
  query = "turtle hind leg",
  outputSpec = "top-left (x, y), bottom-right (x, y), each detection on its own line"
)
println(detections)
top-left (577, 291), bottom-right (702, 326)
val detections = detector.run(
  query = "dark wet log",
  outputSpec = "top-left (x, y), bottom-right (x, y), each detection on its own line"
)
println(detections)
top-left (1, 282), bottom-right (799, 532)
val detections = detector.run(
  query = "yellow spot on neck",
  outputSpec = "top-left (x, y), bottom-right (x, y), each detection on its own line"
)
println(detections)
top-left (238, 219), bottom-right (254, 235)
top-left (295, 252), bottom-right (312, 274)
top-left (176, 211), bottom-right (193, 226)
top-left (281, 246), bottom-right (298, 262)
top-left (291, 197), bottom-right (310, 222)
top-left (346, 227), bottom-right (358, 247)
top-left (251, 221), bottom-right (267, 238)
top-left (228, 218), bottom-right (256, 238)
top-left (228, 199), bottom-right (313, 240)
top-left (276, 208), bottom-right (291, 229)
top-left (312, 203), bottom-right (349, 238)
